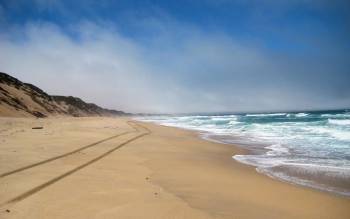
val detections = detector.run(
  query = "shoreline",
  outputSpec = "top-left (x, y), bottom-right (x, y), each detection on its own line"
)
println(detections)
top-left (137, 118), bottom-right (350, 198)
top-left (139, 120), bottom-right (350, 218)
top-left (209, 132), bottom-right (350, 198)
top-left (0, 117), bottom-right (349, 218)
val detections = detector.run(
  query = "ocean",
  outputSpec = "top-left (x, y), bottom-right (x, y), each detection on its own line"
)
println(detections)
top-left (138, 110), bottom-right (350, 197)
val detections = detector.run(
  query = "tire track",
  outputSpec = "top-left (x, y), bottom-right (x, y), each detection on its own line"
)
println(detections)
top-left (0, 121), bottom-right (151, 207)
top-left (0, 121), bottom-right (139, 178)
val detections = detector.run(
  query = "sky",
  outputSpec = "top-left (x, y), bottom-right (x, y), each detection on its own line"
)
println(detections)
top-left (0, 0), bottom-right (349, 113)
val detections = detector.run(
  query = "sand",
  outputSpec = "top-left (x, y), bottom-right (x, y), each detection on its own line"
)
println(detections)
top-left (0, 117), bottom-right (349, 219)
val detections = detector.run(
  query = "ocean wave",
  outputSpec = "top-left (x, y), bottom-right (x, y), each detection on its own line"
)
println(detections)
top-left (286, 113), bottom-right (309, 118)
top-left (328, 119), bottom-right (350, 126)
top-left (210, 117), bottom-right (233, 122)
top-left (321, 113), bottom-right (350, 119)
top-left (233, 154), bottom-right (350, 196)
top-left (246, 113), bottom-right (286, 117)
top-left (265, 144), bottom-right (290, 156)
top-left (228, 120), bottom-right (240, 125)
top-left (301, 126), bottom-right (350, 141)
top-left (233, 154), bottom-right (283, 168)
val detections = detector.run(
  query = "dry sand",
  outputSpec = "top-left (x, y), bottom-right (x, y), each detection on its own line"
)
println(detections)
top-left (0, 117), bottom-right (349, 219)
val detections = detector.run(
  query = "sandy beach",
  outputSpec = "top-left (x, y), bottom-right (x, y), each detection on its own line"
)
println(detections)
top-left (0, 117), bottom-right (349, 219)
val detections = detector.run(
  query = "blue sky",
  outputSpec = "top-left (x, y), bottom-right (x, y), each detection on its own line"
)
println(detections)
top-left (0, 0), bottom-right (349, 113)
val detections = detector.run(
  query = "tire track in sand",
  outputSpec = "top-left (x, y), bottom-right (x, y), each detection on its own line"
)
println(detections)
top-left (0, 121), bottom-right (139, 178)
top-left (0, 121), bottom-right (151, 207)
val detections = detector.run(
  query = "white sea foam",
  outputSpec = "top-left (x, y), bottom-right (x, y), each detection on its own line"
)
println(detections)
top-left (233, 154), bottom-right (350, 196)
top-left (228, 120), bottom-right (240, 125)
top-left (210, 117), bottom-right (232, 122)
top-left (265, 144), bottom-right (289, 156)
top-left (328, 119), bottom-right (350, 125)
top-left (301, 126), bottom-right (350, 141)
top-left (257, 166), bottom-right (350, 197)
top-left (321, 113), bottom-right (350, 118)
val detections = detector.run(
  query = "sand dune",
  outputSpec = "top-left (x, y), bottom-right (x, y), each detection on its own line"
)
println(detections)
top-left (0, 72), bottom-right (127, 118)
